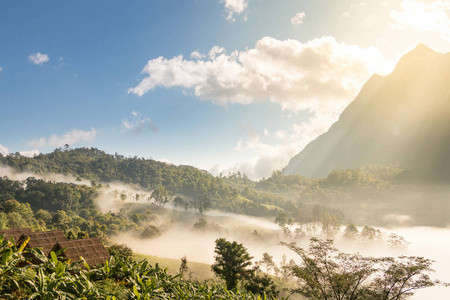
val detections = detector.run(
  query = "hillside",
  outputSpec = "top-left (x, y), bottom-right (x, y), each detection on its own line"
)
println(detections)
top-left (284, 44), bottom-right (450, 179)
top-left (0, 147), bottom-right (286, 216)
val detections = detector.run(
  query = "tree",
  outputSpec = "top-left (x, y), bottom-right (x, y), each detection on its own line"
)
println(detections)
top-left (173, 196), bottom-right (184, 208)
top-left (371, 256), bottom-right (437, 300)
top-left (257, 252), bottom-right (276, 274)
top-left (387, 233), bottom-right (409, 249)
top-left (211, 238), bottom-right (253, 290)
top-left (321, 212), bottom-right (341, 237)
top-left (282, 238), bottom-right (439, 300)
top-left (193, 218), bottom-right (208, 230)
top-left (194, 194), bottom-right (211, 214)
top-left (360, 225), bottom-right (382, 241)
top-left (343, 223), bottom-right (359, 240)
top-left (108, 243), bottom-right (133, 261)
top-left (140, 225), bottom-right (161, 239)
top-left (243, 267), bottom-right (278, 299)
top-left (151, 185), bottom-right (168, 206)
top-left (275, 211), bottom-right (293, 228)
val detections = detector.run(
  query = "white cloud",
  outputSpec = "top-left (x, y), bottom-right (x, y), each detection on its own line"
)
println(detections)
top-left (208, 46), bottom-right (226, 59)
top-left (0, 144), bottom-right (9, 155)
top-left (28, 52), bottom-right (50, 65)
top-left (223, 112), bottom-right (338, 179)
top-left (0, 66), bottom-right (3, 72)
top-left (129, 36), bottom-right (396, 180)
top-left (220, 0), bottom-right (248, 21)
top-left (122, 111), bottom-right (158, 133)
top-left (156, 158), bottom-right (174, 165)
top-left (28, 128), bottom-right (97, 148)
top-left (190, 51), bottom-right (205, 60)
top-left (19, 149), bottom-right (39, 157)
top-left (291, 12), bottom-right (306, 25)
top-left (391, 0), bottom-right (450, 42)
top-left (129, 36), bottom-right (392, 114)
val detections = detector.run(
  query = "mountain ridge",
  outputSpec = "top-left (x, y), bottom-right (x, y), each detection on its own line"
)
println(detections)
top-left (284, 44), bottom-right (450, 178)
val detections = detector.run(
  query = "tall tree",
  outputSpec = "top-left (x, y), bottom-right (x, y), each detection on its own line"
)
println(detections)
top-left (211, 238), bottom-right (253, 290)
top-left (282, 238), bottom-right (439, 300)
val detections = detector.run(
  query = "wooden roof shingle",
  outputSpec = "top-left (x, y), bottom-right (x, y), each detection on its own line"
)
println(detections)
top-left (17, 230), bottom-right (66, 255)
top-left (51, 238), bottom-right (110, 267)
top-left (0, 228), bottom-right (32, 243)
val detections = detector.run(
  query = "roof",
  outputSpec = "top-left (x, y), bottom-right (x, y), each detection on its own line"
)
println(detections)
top-left (51, 238), bottom-right (110, 266)
top-left (17, 230), bottom-right (66, 255)
top-left (0, 228), bottom-right (32, 243)
top-left (1, 228), bottom-right (109, 267)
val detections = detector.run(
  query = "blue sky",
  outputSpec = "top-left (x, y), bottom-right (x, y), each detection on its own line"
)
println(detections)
top-left (0, 0), bottom-right (449, 179)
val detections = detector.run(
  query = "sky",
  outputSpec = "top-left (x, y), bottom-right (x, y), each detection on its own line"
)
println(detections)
top-left (0, 0), bottom-right (449, 179)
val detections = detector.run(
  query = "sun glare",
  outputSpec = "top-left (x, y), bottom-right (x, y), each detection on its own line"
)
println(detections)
top-left (391, 0), bottom-right (450, 42)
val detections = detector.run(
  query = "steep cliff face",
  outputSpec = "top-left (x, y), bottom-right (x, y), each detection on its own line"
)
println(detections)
top-left (284, 45), bottom-right (450, 178)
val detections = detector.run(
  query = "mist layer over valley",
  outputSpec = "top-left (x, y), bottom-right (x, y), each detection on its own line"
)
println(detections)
top-left (0, 160), bottom-right (448, 299)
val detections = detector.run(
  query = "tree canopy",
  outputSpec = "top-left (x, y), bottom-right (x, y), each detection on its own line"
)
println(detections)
top-left (211, 238), bottom-right (253, 290)
top-left (282, 238), bottom-right (440, 300)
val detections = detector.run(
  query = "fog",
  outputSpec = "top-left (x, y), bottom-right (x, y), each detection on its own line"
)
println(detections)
top-left (114, 210), bottom-right (297, 264)
top-left (115, 213), bottom-right (449, 299)
top-left (0, 165), bottom-right (447, 298)
top-left (0, 165), bottom-right (91, 186)
top-left (0, 165), bottom-right (156, 213)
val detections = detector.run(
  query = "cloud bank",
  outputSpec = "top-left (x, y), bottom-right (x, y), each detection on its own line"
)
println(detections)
top-left (129, 36), bottom-right (391, 115)
top-left (391, 0), bottom-right (450, 42)
top-left (129, 36), bottom-right (394, 179)
top-left (0, 145), bottom-right (38, 158)
top-left (28, 128), bottom-right (97, 148)
top-left (215, 112), bottom-right (338, 179)
top-left (19, 149), bottom-right (40, 157)
top-left (28, 52), bottom-right (50, 65)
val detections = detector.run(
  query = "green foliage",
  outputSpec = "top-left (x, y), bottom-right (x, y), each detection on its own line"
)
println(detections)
top-left (282, 238), bottom-right (440, 300)
top-left (343, 224), bottom-right (359, 240)
top-left (107, 244), bottom-right (133, 261)
top-left (274, 212), bottom-right (293, 228)
top-left (211, 238), bottom-right (253, 291)
top-left (256, 252), bottom-right (277, 275)
top-left (0, 148), bottom-right (366, 225)
top-left (192, 218), bottom-right (224, 232)
top-left (243, 268), bottom-right (278, 299)
top-left (0, 235), bottom-right (265, 299)
top-left (0, 148), bottom-right (255, 215)
top-left (140, 225), bottom-right (161, 239)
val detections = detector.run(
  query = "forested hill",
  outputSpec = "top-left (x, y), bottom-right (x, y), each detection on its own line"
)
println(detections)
top-left (0, 147), bottom-right (291, 216)
top-left (1, 147), bottom-right (449, 226)
top-left (1, 147), bottom-right (208, 190)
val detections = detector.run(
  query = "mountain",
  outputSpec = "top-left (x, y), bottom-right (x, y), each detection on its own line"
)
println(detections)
top-left (284, 44), bottom-right (450, 178)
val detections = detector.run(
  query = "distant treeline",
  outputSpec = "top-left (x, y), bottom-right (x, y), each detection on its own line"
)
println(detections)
top-left (3, 146), bottom-right (445, 227)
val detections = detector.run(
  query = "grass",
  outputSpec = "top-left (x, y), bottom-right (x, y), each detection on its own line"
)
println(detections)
top-left (133, 253), bottom-right (219, 283)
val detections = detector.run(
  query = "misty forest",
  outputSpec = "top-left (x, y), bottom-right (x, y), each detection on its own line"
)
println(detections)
top-left (2, 1), bottom-right (450, 299)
